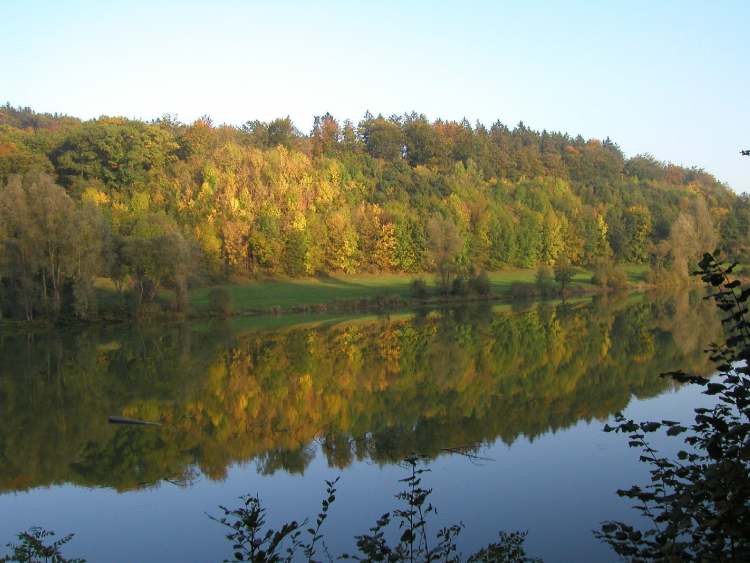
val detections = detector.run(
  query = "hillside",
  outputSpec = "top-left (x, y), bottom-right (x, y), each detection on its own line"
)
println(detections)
top-left (1, 104), bottom-right (748, 320)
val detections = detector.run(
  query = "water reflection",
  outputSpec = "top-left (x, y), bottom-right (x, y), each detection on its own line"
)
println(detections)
top-left (0, 292), bottom-right (719, 494)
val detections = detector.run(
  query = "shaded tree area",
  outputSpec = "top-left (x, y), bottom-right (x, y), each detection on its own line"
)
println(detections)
top-left (0, 104), bottom-right (741, 321)
top-left (0, 294), bottom-right (720, 493)
top-left (0, 173), bottom-right (107, 321)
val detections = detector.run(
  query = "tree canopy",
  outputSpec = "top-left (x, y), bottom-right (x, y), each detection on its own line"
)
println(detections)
top-left (0, 103), bottom-right (744, 320)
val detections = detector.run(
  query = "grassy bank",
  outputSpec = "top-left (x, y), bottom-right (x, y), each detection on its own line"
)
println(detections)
top-left (12, 264), bottom-right (651, 327)
top-left (188, 265), bottom-right (650, 316)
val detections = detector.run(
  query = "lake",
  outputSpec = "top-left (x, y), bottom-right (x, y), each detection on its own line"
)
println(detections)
top-left (0, 291), bottom-right (720, 562)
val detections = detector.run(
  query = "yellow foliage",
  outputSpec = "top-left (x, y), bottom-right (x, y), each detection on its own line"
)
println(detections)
top-left (81, 187), bottom-right (109, 206)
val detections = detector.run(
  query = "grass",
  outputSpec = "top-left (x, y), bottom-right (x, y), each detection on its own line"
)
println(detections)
top-left (93, 264), bottom-right (653, 319)
top-left (190, 267), bottom-right (611, 314)
top-left (190, 272), bottom-right (418, 312)
top-left (623, 263), bottom-right (650, 283)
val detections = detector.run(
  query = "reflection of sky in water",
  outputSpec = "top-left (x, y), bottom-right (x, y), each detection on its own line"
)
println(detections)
top-left (1, 384), bottom-right (714, 563)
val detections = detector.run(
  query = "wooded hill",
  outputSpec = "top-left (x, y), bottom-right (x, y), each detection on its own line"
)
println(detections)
top-left (1, 104), bottom-right (748, 320)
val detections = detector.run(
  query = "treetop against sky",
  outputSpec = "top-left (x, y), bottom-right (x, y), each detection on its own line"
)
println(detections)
top-left (0, 0), bottom-right (747, 192)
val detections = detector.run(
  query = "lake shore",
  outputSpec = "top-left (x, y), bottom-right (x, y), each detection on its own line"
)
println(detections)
top-left (0, 265), bottom-right (653, 329)
top-left (2, 265), bottom-right (656, 327)
top-left (186, 265), bottom-right (652, 318)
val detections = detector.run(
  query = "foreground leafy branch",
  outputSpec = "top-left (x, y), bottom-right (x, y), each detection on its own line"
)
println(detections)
top-left (0, 527), bottom-right (84, 563)
top-left (210, 457), bottom-right (540, 562)
top-left (597, 252), bottom-right (750, 561)
top-left (2, 458), bottom-right (539, 562)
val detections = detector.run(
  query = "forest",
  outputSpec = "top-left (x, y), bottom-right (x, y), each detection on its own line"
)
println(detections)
top-left (1, 103), bottom-right (748, 321)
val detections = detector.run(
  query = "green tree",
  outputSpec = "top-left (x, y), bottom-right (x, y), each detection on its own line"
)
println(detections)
top-left (284, 229), bottom-right (309, 276)
top-left (311, 112), bottom-right (340, 158)
top-left (359, 113), bottom-right (404, 161)
top-left (52, 119), bottom-right (177, 191)
top-left (403, 113), bottom-right (439, 166)
top-left (241, 117), bottom-right (300, 150)
top-left (664, 197), bottom-right (717, 281)
top-left (0, 173), bottom-right (104, 319)
top-left (123, 213), bottom-right (190, 309)
top-left (553, 254), bottom-right (575, 294)
top-left (426, 215), bottom-right (462, 293)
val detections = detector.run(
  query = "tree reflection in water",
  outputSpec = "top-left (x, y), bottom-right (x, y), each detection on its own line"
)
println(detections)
top-left (0, 292), bottom-right (720, 493)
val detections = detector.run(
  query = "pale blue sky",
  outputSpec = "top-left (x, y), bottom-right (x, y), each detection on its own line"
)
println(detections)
top-left (2, 0), bottom-right (748, 191)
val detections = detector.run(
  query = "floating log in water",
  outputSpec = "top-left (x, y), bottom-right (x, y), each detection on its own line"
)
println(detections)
top-left (108, 415), bottom-right (161, 427)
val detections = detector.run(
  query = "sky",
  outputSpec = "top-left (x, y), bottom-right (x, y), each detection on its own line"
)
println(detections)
top-left (2, 0), bottom-right (749, 191)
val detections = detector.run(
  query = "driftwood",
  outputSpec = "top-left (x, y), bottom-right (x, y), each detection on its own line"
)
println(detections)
top-left (108, 415), bottom-right (161, 427)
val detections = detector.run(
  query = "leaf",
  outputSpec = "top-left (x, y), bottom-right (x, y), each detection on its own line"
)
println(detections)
top-left (710, 273), bottom-right (724, 287)
top-left (640, 422), bottom-right (661, 432)
top-left (707, 440), bottom-right (723, 460)
top-left (666, 426), bottom-right (687, 436)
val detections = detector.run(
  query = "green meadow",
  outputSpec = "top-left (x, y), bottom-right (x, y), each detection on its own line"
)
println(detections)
top-left (187, 265), bottom-right (650, 315)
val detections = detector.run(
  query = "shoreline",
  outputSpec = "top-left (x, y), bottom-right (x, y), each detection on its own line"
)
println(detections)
top-left (1, 276), bottom-right (666, 330)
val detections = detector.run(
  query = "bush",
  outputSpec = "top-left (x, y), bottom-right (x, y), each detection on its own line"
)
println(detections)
top-left (553, 256), bottom-right (575, 293)
top-left (592, 261), bottom-right (628, 289)
top-left (535, 265), bottom-right (555, 297)
top-left (127, 296), bottom-right (163, 321)
top-left (410, 278), bottom-right (429, 299)
top-left (451, 276), bottom-right (468, 296)
top-left (1, 527), bottom-right (84, 563)
top-left (208, 287), bottom-right (234, 318)
top-left (644, 264), bottom-right (687, 287)
top-left (606, 266), bottom-right (628, 289)
top-left (509, 282), bottom-right (537, 299)
top-left (469, 270), bottom-right (491, 296)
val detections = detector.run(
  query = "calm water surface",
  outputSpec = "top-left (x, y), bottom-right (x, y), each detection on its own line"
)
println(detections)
top-left (0, 293), bottom-right (720, 562)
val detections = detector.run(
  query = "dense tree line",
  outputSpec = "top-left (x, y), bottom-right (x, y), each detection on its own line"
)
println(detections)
top-left (0, 104), bottom-right (743, 320)
top-left (0, 294), bottom-right (720, 492)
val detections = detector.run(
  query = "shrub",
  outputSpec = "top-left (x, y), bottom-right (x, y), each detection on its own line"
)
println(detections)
top-left (130, 300), bottom-right (163, 321)
top-left (210, 458), bottom-right (540, 562)
top-left (410, 278), bottom-right (429, 299)
top-left (644, 265), bottom-right (686, 287)
top-left (553, 256), bottom-right (575, 293)
top-left (590, 262), bottom-right (608, 286)
top-left (606, 266), bottom-right (628, 289)
top-left (451, 276), bottom-right (469, 296)
top-left (208, 287), bottom-right (234, 318)
top-left (369, 295), bottom-right (404, 310)
top-left (1, 527), bottom-right (84, 563)
top-left (509, 282), bottom-right (537, 299)
top-left (592, 261), bottom-right (628, 289)
top-left (535, 265), bottom-right (555, 297)
top-left (469, 270), bottom-right (491, 296)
